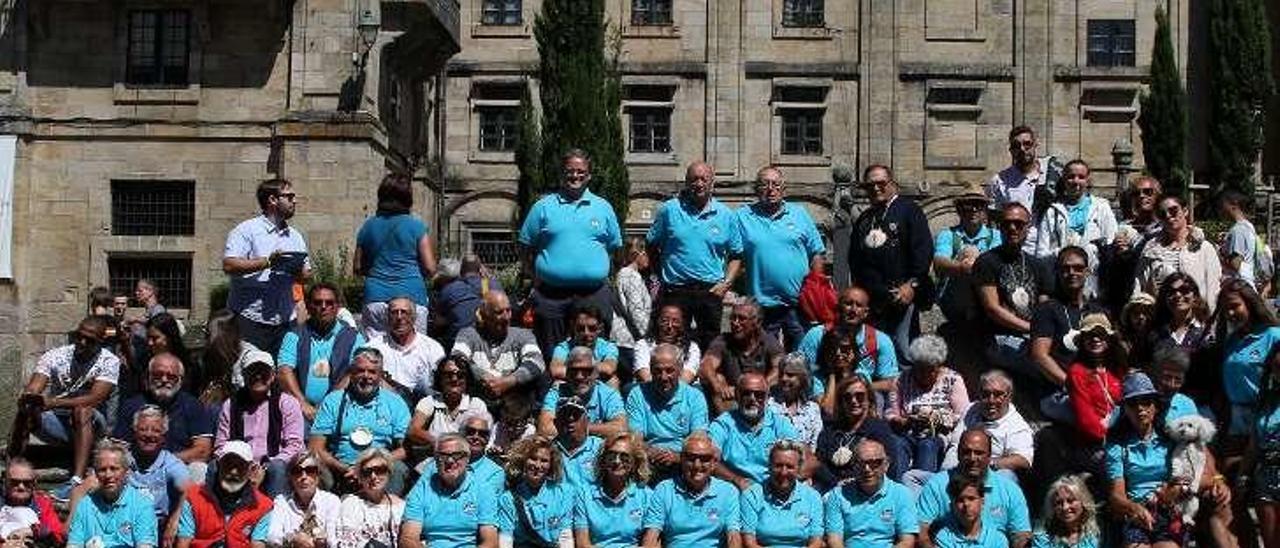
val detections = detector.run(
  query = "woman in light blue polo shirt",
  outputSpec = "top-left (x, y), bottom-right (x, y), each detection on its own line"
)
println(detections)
top-left (355, 173), bottom-right (436, 337)
top-left (481, 435), bottom-right (576, 546)
top-left (1105, 373), bottom-right (1187, 547)
top-left (740, 440), bottom-right (823, 548)
top-left (1218, 279), bottom-right (1280, 435)
top-left (572, 431), bottom-right (652, 547)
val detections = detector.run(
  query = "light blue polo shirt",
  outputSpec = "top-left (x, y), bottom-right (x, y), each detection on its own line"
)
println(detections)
top-left (797, 325), bottom-right (824, 367)
top-left (931, 515), bottom-right (1010, 548)
top-left (1105, 431), bottom-right (1173, 501)
top-left (518, 189), bottom-right (622, 289)
top-left (916, 471), bottom-right (1031, 535)
top-left (552, 338), bottom-right (621, 364)
top-left (424, 456), bottom-right (506, 496)
top-left (542, 381), bottom-right (626, 425)
top-left (1222, 326), bottom-right (1280, 405)
top-left (278, 322), bottom-right (367, 405)
top-left (573, 483), bottom-right (652, 548)
top-left (176, 498), bottom-right (270, 540)
top-left (801, 326), bottom-right (899, 397)
top-left (67, 485), bottom-right (160, 548)
top-left (934, 225), bottom-right (1002, 260)
top-left (736, 202), bottom-right (825, 307)
top-left (490, 480), bottom-right (577, 545)
top-left (402, 472), bottom-right (495, 548)
top-left (309, 388), bottom-right (411, 464)
top-left (129, 449), bottom-right (189, 518)
top-left (739, 481), bottom-right (823, 546)
top-left (625, 382), bottom-right (710, 451)
top-left (824, 479), bottom-right (918, 546)
top-left (646, 196), bottom-right (743, 286)
top-left (707, 407), bottom-right (800, 484)
top-left (1031, 530), bottom-right (1099, 548)
top-left (643, 477), bottom-right (741, 548)
top-left (558, 435), bottom-right (604, 489)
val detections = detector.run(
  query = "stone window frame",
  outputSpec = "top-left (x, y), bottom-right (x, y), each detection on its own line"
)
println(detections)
top-left (771, 79), bottom-right (831, 166)
top-left (110, 180), bottom-right (197, 236)
top-left (113, 1), bottom-right (207, 106)
top-left (1086, 19), bottom-right (1137, 68)
top-left (472, 0), bottom-right (532, 38)
top-left (623, 81), bottom-right (679, 164)
top-left (107, 253), bottom-right (195, 309)
top-left (1080, 83), bottom-right (1140, 123)
top-left (923, 81), bottom-right (987, 170)
top-left (772, 0), bottom-right (834, 40)
top-left (621, 0), bottom-right (680, 38)
top-left (468, 79), bottom-right (525, 163)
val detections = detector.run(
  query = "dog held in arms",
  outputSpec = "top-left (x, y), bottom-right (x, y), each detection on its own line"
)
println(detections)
top-left (1166, 414), bottom-right (1217, 525)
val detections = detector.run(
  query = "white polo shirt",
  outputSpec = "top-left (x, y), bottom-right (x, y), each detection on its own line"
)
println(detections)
top-left (366, 332), bottom-right (445, 395)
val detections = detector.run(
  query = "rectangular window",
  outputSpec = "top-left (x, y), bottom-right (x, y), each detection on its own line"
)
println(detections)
top-left (477, 107), bottom-right (518, 151)
top-left (111, 181), bottom-right (196, 236)
top-left (628, 108), bottom-right (672, 153)
top-left (469, 231), bottom-right (519, 271)
top-left (126, 10), bottom-right (191, 86)
top-left (1087, 19), bottom-right (1136, 67)
top-left (782, 0), bottom-right (824, 27)
top-left (109, 256), bottom-right (193, 309)
top-left (632, 0), bottom-right (672, 26)
top-left (481, 0), bottom-right (522, 25)
top-left (781, 109), bottom-right (824, 155)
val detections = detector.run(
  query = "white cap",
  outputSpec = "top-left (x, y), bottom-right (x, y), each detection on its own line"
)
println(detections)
top-left (232, 348), bottom-right (275, 388)
top-left (218, 440), bottom-right (254, 463)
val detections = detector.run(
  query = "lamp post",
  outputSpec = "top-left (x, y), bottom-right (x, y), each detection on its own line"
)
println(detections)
top-left (1111, 139), bottom-right (1135, 201)
top-left (830, 164), bottom-right (855, 287)
top-left (354, 8), bottom-right (381, 69)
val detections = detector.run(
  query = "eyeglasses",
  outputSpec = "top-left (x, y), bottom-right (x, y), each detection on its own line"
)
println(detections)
top-left (276, 192), bottom-right (297, 202)
top-left (843, 391), bottom-right (868, 402)
top-left (464, 427), bottom-right (491, 438)
top-left (860, 180), bottom-right (893, 189)
top-left (980, 389), bottom-right (1009, 400)
top-left (1000, 219), bottom-right (1029, 229)
top-left (739, 389), bottom-right (767, 400)
top-left (855, 457), bottom-right (886, 470)
top-left (290, 465), bottom-right (320, 478)
top-left (1060, 264), bottom-right (1088, 273)
top-left (437, 451), bottom-right (469, 463)
top-left (5, 478), bottom-right (34, 488)
top-left (1136, 187), bottom-right (1158, 197)
top-left (310, 299), bottom-right (337, 308)
top-left (683, 452), bottom-right (715, 463)
top-left (603, 450), bottom-right (634, 465)
top-left (757, 180), bottom-right (784, 190)
top-left (360, 465), bottom-right (391, 478)
top-left (1156, 205), bottom-right (1182, 219)
top-left (567, 367), bottom-right (596, 377)
top-left (1170, 285), bottom-right (1196, 296)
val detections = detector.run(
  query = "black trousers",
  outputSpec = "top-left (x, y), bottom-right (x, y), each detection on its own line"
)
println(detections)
top-left (530, 283), bottom-right (615, 359)
top-left (236, 316), bottom-right (290, 357)
top-left (658, 282), bottom-right (724, 351)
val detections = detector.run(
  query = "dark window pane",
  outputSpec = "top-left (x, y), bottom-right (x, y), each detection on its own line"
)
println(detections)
top-left (478, 107), bottom-right (518, 151)
top-left (629, 108), bottom-right (672, 153)
top-left (781, 109), bottom-right (823, 155)
top-left (482, 0), bottom-right (522, 25)
top-left (109, 256), bottom-right (193, 309)
top-left (783, 0), bottom-right (824, 27)
top-left (632, 0), bottom-right (673, 26)
top-left (111, 181), bottom-right (196, 236)
top-left (126, 10), bottom-right (189, 86)
top-left (1086, 19), bottom-right (1135, 67)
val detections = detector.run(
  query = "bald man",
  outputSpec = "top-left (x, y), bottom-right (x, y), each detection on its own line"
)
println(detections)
top-left (647, 161), bottom-right (743, 350)
top-left (451, 291), bottom-right (546, 411)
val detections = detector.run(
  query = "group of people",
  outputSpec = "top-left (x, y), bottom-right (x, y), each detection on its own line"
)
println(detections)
top-left (3, 126), bottom-right (1279, 548)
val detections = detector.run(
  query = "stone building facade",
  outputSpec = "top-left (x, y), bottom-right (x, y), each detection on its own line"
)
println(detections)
top-left (440, 0), bottom-right (1193, 269)
top-left (0, 0), bottom-right (459, 381)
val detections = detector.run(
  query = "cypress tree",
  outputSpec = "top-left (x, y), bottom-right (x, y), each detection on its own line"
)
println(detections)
top-left (1137, 5), bottom-right (1189, 198)
top-left (515, 0), bottom-right (630, 223)
top-left (1207, 0), bottom-right (1274, 196)
top-left (515, 81), bottom-right (542, 221)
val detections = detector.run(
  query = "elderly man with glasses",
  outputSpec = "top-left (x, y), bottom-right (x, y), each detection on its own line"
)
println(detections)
top-left (308, 347), bottom-right (412, 495)
top-left (113, 352), bottom-right (214, 480)
top-left (824, 438), bottom-right (917, 548)
top-left (1, 458), bottom-right (64, 545)
top-left (277, 283), bottom-right (367, 421)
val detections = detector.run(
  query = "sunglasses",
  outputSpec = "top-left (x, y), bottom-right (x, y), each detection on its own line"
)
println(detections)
top-left (843, 391), bottom-right (868, 402)
top-left (683, 453), bottom-right (715, 463)
top-left (290, 465), bottom-right (320, 478)
top-left (603, 450), bottom-right (634, 464)
top-left (360, 465), bottom-right (391, 478)
top-left (1156, 205), bottom-right (1182, 219)
top-left (739, 389), bottom-right (767, 400)
top-left (1136, 187), bottom-right (1158, 197)
top-left (464, 427), bottom-right (491, 438)
top-left (5, 478), bottom-right (34, 488)
top-left (1061, 263), bottom-right (1088, 273)
top-left (855, 458), bottom-right (886, 470)
top-left (437, 451), bottom-right (469, 463)
top-left (1000, 219), bottom-right (1029, 229)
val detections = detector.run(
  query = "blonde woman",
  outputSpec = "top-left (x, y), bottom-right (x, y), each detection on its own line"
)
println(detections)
top-left (479, 435), bottom-right (575, 547)
top-left (572, 431), bottom-right (652, 547)
top-left (1032, 474), bottom-right (1100, 548)
top-left (613, 237), bottom-right (652, 359)
top-left (335, 448), bottom-right (405, 548)
top-left (265, 451), bottom-right (341, 547)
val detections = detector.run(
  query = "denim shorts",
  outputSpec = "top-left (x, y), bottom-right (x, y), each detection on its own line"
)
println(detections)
top-left (37, 408), bottom-right (107, 443)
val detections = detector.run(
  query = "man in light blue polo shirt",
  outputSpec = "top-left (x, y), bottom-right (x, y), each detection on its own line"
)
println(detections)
top-left (222, 177), bottom-right (310, 356)
top-left (642, 434), bottom-right (741, 548)
top-left (736, 166), bottom-right (826, 351)
top-left (707, 373), bottom-right (799, 489)
top-left (916, 430), bottom-right (1031, 548)
top-left (825, 439), bottom-right (917, 548)
top-left (933, 184), bottom-right (1002, 326)
top-left (519, 149), bottom-right (623, 357)
top-left (553, 397), bottom-right (604, 489)
top-left (278, 283), bottom-right (366, 419)
top-left (647, 161), bottom-right (743, 349)
top-left (626, 344), bottom-right (709, 477)
top-left (67, 442), bottom-right (159, 548)
top-left (400, 434), bottom-right (495, 548)
top-left (548, 303), bottom-right (621, 383)
top-left (421, 414), bottom-right (506, 496)
top-left (308, 348), bottom-right (412, 494)
top-left (538, 346), bottom-right (626, 437)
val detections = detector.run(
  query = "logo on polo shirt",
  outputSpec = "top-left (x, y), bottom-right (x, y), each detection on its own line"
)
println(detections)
top-left (550, 515), bottom-right (564, 528)
top-left (991, 506), bottom-right (1006, 518)
top-left (705, 507), bottom-right (720, 522)
top-left (463, 502), bottom-right (477, 515)
top-left (880, 509), bottom-right (895, 522)
top-left (709, 225), bottom-right (721, 236)
top-left (796, 512), bottom-right (811, 526)
top-left (591, 218), bottom-right (602, 230)
top-left (629, 508), bottom-right (643, 522)
top-left (118, 522), bottom-right (133, 536)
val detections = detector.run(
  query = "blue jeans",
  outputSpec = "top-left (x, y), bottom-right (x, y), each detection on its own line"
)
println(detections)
top-left (762, 305), bottom-right (806, 352)
top-left (884, 433), bottom-right (911, 482)
top-left (905, 435), bottom-right (945, 473)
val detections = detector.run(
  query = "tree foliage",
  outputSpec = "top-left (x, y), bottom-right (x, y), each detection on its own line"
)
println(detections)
top-left (516, 0), bottom-right (629, 223)
top-left (1137, 5), bottom-right (1189, 198)
top-left (1207, 0), bottom-right (1275, 196)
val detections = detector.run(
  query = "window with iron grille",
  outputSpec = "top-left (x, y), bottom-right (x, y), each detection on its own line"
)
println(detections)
top-left (781, 109), bottom-right (823, 155)
top-left (782, 0), bottom-right (824, 27)
top-left (469, 231), bottom-right (519, 270)
top-left (109, 256), bottom-right (193, 309)
top-left (477, 107), bottom-right (518, 151)
top-left (481, 0), bottom-right (522, 25)
top-left (632, 0), bottom-right (672, 26)
top-left (1087, 20), bottom-right (1136, 67)
top-left (629, 108), bottom-right (672, 153)
top-left (111, 181), bottom-right (196, 236)
top-left (126, 10), bottom-right (191, 86)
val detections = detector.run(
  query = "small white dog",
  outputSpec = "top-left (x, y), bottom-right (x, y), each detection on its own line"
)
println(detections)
top-left (1166, 414), bottom-right (1217, 525)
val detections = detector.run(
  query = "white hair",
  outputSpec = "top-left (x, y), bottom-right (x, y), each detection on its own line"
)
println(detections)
top-left (906, 335), bottom-right (948, 367)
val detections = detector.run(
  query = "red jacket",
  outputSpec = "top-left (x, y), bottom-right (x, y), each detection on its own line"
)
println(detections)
top-left (1066, 362), bottom-right (1124, 443)
top-left (184, 484), bottom-right (273, 548)
top-left (31, 492), bottom-right (65, 545)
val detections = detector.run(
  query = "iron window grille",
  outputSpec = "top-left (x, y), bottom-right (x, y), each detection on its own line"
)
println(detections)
top-left (109, 256), bottom-right (193, 309)
top-left (111, 181), bottom-right (196, 236)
